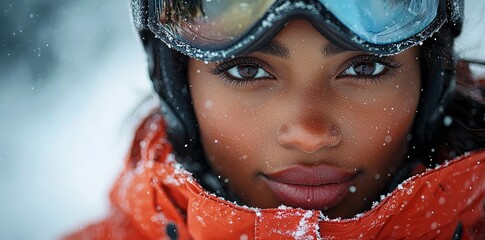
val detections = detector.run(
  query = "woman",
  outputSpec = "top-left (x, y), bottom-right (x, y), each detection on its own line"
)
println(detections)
top-left (67, 0), bottom-right (484, 239)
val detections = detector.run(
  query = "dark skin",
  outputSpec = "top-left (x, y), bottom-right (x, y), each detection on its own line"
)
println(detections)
top-left (188, 20), bottom-right (421, 218)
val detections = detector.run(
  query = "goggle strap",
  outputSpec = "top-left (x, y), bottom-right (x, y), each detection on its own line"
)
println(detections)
top-left (448, 0), bottom-right (464, 37)
top-left (132, 0), bottom-right (149, 31)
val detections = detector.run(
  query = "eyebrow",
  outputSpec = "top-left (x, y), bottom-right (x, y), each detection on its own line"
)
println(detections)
top-left (321, 43), bottom-right (348, 58)
top-left (256, 39), bottom-right (348, 59)
top-left (256, 40), bottom-right (290, 58)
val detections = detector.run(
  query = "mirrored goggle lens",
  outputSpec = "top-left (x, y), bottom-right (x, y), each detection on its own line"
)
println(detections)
top-left (321, 0), bottom-right (439, 44)
top-left (156, 0), bottom-right (440, 51)
top-left (157, 0), bottom-right (276, 50)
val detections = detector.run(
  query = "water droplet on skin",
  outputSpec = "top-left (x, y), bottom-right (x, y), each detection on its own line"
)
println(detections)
top-left (438, 197), bottom-right (446, 205)
top-left (349, 186), bottom-right (357, 193)
top-left (214, 139), bottom-right (219, 144)
top-left (385, 135), bottom-right (393, 143)
top-left (241, 155), bottom-right (248, 160)
top-left (240, 234), bottom-right (248, 240)
top-left (431, 222), bottom-right (438, 229)
top-left (374, 173), bottom-right (380, 180)
top-left (196, 69), bottom-right (201, 73)
top-left (204, 100), bottom-right (213, 108)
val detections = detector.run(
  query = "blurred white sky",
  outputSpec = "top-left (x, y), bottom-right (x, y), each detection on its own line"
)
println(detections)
top-left (0, 0), bottom-right (484, 240)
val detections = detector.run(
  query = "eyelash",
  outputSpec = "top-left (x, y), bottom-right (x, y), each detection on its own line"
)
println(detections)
top-left (338, 55), bottom-right (401, 84)
top-left (210, 57), bottom-right (274, 88)
top-left (210, 55), bottom-right (401, 87)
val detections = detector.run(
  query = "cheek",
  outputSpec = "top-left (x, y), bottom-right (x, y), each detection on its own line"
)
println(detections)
top-left (189, 78), bottom-right (262, 179)
top-left (345, 75), bottom-right (421, 171)
top-left (193, 102), bottom-right (274, 189)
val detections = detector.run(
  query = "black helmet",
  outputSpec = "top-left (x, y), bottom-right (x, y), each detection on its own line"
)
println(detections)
top-left (131, 0), bottom-right (464, 170)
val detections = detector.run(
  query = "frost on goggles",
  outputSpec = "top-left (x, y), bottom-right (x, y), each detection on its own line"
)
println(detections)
top-left (321, 0), bottom-right (439, 44)
top-left (152, 0), bottom-right (445, 60)
top-left (156, 0), bottom-right (276, 50)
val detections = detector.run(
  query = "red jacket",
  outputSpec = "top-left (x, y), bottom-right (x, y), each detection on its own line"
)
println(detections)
top-left (66, 112), bottom-right (485, 239)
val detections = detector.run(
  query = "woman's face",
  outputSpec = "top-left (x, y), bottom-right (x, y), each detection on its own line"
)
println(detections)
top-left (188, 20), bottom-right (421, 218)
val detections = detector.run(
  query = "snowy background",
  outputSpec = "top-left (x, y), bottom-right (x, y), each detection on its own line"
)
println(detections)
top-left (0, 1), bottom-right (153, 239)
top-left (0, 0), bottom-right (483, 239)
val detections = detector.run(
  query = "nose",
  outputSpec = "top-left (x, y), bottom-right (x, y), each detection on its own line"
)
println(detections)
top-left (277, 113), bottom-right (341, 153)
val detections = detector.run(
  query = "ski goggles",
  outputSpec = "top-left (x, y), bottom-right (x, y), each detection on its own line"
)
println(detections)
top-left (135, 0), bottom-right (463, 61)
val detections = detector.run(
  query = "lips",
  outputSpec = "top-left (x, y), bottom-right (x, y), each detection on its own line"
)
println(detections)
top-left (262, 164), bottom-right (358, 210)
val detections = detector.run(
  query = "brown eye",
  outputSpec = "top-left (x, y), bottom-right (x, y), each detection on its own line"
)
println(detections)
top-left (354, 63), bottom-right (378, 76)
top-left (226, 64), bottom-right (271, 79)
top-left (237, 65), bottom-right (259, 78)
top-left (343, 62), bottom-right (386, 77)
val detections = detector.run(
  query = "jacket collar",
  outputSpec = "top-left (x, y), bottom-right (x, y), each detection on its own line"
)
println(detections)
top-left (109, 112), bottom-right (485, 239)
